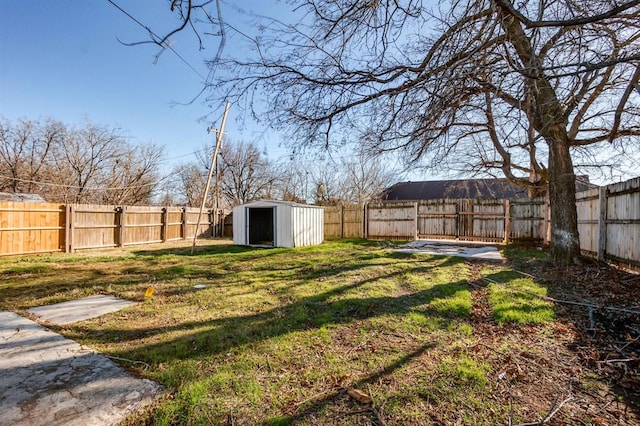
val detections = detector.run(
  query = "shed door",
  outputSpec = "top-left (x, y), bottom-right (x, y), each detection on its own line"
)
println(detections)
top-left (248, 207), bottom-right (275, 246)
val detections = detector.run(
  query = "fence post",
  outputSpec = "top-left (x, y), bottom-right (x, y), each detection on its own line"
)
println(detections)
top-left (65, 204), bottom-right (74, 253)
top-left (161, 207), bottom-right (169, 243)
top-left (544, 197), bottom-right (551, 245)
top-left (363, 203), bottom-right (368, 239)
top-left (454, 202), bottom-right (460, 240)
top-left (414, 202), bottom-right (419, 241)
top-left (340, 205), bottom-right (344, 238)
top-left (181, 207), bottom-right (188, 240)
top-left (117, 206), bottom-right (127, 247)
top-left (598, 186), bottom-right (608, 261)
top-left (208, 209), bottom-right (214, 237)
top-left (504, 199), bottom-right (511, 244)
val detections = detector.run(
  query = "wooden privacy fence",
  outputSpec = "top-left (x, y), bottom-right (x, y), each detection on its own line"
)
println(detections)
top-left (324, 176), bottom-right (640, 270)
top-left (576, 177), bottom-right (640, 269)
top-left (0, 202), bottom-right (221, 256)
top-left (324, 198), bottom-right (549, 243)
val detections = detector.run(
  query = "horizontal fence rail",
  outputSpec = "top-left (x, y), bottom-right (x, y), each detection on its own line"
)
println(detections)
top-left (1, 202), bottom-right (225, 256)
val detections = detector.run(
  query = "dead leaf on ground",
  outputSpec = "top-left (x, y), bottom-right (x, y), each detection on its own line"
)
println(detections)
top-left (346, 387), bottom-right (373, 404)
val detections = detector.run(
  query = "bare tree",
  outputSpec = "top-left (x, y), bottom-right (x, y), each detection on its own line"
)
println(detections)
top-left (144, 1), bottom-right (640, 262)
top-left (275, 159), bottom-right (312, 203)
top-left (0, 117), bottom-right (64, 193)
top-left (0, 116), bottom-right (164, 204)
top-left (309, 160), bottom-right (345, 206)
top-left (341, 151), bottom-right (397, 206)
top-left (47, 120), bottom-right (126, 203)
top-left (219, 1), bottom-right (640, 262)
top-left (173, 162), bottom-right (206, 206)
top-left (219, 140), bottom-right (278, 206)
top-left (100, 143), bottom-right (164, 205)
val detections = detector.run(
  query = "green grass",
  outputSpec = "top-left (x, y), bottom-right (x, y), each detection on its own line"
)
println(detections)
top-left (484, 269), bottom-right (556, 325)
top-left (0, 239), bottom-right (569, 424)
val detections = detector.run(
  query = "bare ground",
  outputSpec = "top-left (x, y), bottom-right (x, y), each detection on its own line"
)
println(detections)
top-left (474, 254), bottom-right (640, 426)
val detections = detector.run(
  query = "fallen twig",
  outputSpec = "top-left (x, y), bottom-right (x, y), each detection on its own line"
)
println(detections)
top-left (105, 355), bottom-right (151, 370)
top-left (367, 384), bottom-right (387, 426)
top-left (293, 388), bottom-right (339, 409)
top-left (514, 381), bottom-right (576, 426)
top-left (599, 358), bottom-right (635, 363)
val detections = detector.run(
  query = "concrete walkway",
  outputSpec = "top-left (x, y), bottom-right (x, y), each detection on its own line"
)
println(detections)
top-left (27, 295), bottom-right (137, 325)
top-left (0, 310), bottom-right (162, 425)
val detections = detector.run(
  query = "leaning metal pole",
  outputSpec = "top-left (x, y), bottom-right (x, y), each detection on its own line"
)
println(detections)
top-left (191, 101), bottom-right (230, 254)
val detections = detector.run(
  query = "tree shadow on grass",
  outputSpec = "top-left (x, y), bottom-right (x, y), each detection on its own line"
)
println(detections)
top-left (261, 341), bottom-right (438, 425)
top-left (97, 271), bottom-right (467, 368)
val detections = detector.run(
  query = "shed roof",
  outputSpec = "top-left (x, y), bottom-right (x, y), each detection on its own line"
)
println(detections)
top-left (0, 192), bottom-right (46, 202)
top-left (238, 200), bottom-right (323, 209)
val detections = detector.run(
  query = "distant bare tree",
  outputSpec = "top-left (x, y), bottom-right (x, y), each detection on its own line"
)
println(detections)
top-left (100, 143), bottom-right (164, 205)
top-left (341, 152), bottom-right (397, 206)
top-left (172, 161), bottom-right (209, 207)
top-left (219, 140), bottom-right (278, 206)
top-left (0, 117), bottom-right (64, 193)
top-left (0, 116), bottom-right (164, 204)
top-left (275, 159), bottom-right (312, 204)
top-left (311, 160), bottom-right (345, 206)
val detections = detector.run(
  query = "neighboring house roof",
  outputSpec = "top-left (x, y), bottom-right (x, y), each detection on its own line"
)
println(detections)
top-left (0, 192), bottom-right (46, 202)
top-left (382, 177), bottom-right (597, 200)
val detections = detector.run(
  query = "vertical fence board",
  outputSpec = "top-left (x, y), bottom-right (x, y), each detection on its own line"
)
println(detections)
top-left (509, 198), bottom-right (547, 241)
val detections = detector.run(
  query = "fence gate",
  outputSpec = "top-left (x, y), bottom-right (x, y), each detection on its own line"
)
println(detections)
top-left (416, 199), bottom-right (506, 242)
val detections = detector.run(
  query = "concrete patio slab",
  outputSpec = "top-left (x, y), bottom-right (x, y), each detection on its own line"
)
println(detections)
top-left (0, 311), bottom-right (162, 426)
top-left (393, 239), bottom-right (505, 261)
top-left (27, 295), bottom-right (137, 325)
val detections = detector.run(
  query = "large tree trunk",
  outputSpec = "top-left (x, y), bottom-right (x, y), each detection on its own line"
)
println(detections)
top-left (495, 2), bottom-right (582, 263)
top-left (547, 136), bottom-right (581, 263)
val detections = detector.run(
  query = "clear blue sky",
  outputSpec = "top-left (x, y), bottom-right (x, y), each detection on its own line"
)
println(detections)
top-left (0, 0), bottom-right (291, 172)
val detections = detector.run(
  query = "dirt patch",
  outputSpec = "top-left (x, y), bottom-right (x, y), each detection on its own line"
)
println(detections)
top-left (464, 260), bottom-right (639, 425)
top-left (490, 256), bottom-right (640, 424)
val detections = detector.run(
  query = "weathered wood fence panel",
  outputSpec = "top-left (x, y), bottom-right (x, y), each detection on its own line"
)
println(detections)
top-left (409, 199), bottom-right (508, 241)
top-left (324, 206), bottom-right (364, 238)
top-left (0, 202), bottom-right (65, 255)
top-left (468, 199), bottom-right (506, 242)
top-left (366, 202), bottom-right (416, 240)
top-left (509, 199), bottom-right (548, 241)
top-left (183, 208), bottom-right (214, 239)
top-left (600, 177), bottom-right (640, 268)
top-left (166, 207), bottom-right (185, 241)
top-left (69, 204), bottom-right (119, 251)
top-left (416, 199), bottom-right (458, 239)
top-left (576, 188), bottom-right (600, 255)
top-left (122, 206), bottom-right (164, 246)
top-left (0, 202), bottom-right (221, 256)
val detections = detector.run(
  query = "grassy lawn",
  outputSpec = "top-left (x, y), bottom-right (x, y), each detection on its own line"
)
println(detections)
top-left (0, 239), bottom-right (611, 425)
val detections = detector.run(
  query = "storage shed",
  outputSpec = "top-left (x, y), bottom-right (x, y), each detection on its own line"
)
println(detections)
top-left (233, 200), bottom-right (324, 248)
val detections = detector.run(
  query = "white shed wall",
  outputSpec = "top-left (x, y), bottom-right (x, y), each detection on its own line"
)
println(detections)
top-left (292, 205), bottom-right (324, 247)
top-left (232, 201), bottom-right (323, 248)
top-left (232, 205), bottom-right (246, 245)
